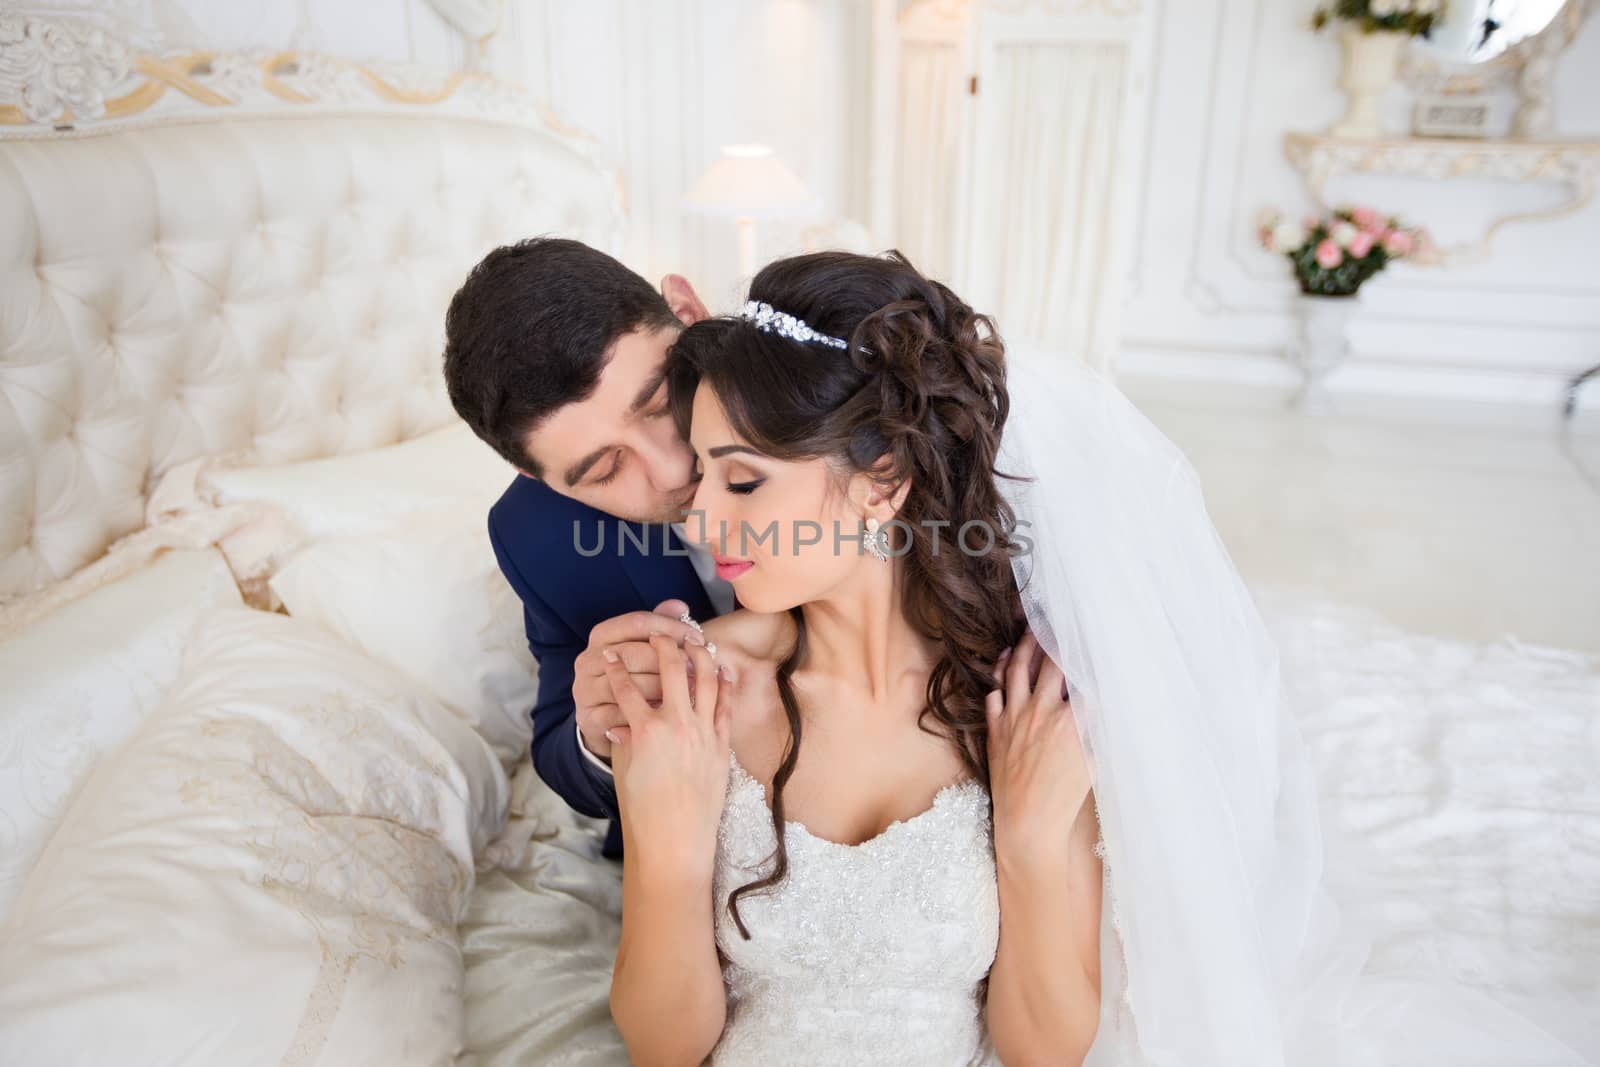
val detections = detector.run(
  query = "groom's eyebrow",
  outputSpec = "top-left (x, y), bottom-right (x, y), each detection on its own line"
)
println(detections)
top-left (564, 446), bottom-right (612, 488)
top-left (562, 371), bottom-right (671, 486)
top-left (627, 367), bottom-right (668, 414)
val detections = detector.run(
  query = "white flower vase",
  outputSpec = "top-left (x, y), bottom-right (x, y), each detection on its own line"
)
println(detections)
top-left (1289, 291), bottom-right (1359, 412)
top-left (1331, 27), bottom-right (1406, 139)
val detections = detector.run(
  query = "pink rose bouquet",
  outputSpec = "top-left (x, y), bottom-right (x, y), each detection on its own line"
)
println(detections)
top-left (1257, 204), bottom-right (1429, 296)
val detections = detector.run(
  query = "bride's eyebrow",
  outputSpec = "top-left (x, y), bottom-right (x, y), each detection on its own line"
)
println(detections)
top-left (708, 444), bottom-right (763, 459)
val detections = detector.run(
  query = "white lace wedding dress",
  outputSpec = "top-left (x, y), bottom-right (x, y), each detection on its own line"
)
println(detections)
top-left (707, 750), bottom-right (1003, 1067)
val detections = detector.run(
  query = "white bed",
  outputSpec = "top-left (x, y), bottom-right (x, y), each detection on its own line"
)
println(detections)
top-left (0, 18), bottom-right (626, 1064)
top-left (1, 15), bottom-right (1595, 1066)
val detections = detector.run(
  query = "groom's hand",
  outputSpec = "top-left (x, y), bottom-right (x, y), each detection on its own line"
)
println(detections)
top-left (573, 599), bottom-right (708, 764)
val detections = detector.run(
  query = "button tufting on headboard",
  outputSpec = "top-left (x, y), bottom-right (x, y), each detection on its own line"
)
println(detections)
top-left (0, 109), bottom-right (622, 600)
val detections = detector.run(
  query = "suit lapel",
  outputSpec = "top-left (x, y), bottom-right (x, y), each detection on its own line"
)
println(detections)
top-left (617, 522), bottom-right (717, 622)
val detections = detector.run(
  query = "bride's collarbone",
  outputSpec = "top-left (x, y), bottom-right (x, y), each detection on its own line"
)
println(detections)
top-left (701, 612), bottom-right (976, 845)
top-left (730, 720), bottom-right (976, 849)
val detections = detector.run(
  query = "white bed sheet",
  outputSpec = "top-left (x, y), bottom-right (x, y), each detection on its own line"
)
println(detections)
top-left (458, 587), bottom-right (1600, 1064)
top-left (1260, 588), bottom-right (1600, 1052)
top-left (0, 607), bottom-right (511, 1066)
top-left (461, 758), bottom-right (627, 1067)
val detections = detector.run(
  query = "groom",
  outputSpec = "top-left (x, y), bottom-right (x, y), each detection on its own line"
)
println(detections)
top-left (443, 237), bottom-right (736, 861)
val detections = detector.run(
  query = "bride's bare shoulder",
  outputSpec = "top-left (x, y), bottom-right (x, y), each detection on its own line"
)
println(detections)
top-left (703, 609), bottom-right (797, 668)
top-left (703, 610), bottom-right (793, 752)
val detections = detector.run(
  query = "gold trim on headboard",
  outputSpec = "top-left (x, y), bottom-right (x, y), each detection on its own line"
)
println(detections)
top-left (358, 66), bottom-right (467, 106)
top-left (257, 53), bottom-right (317, 106)
top-left (110, 54), bottom-right (234, 117)
top-left (0, 14), bottom-right (594, 144)
top-left (1, 50), bottom-right (501, 126)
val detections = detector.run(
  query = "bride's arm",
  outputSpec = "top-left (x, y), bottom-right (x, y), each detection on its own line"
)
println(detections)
top-left (603, 637), bottom-right (732, 1067)
top-left (609, 854), bottom-right (726, 1067)
top-left (983, 632), bottom-right (1103, 1066)
top-left (986, 796), bottom-right (1103, 1066)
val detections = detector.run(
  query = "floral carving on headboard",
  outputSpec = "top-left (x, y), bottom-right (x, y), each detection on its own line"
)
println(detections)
top-left (0, 14), bottom-right (133, 125)
top-left (0, 12), bottom-right (588, 138)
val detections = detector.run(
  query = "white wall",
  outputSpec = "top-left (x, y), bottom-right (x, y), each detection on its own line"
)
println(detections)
top-left (65, 0), bottom-right (869, 313)
top-left (74, 0), bottom-right (485, 71)
top-left (27, 0), bottom-right (1600, 404)
top-left (506, 0), bottom-right (872, 310)
top-left (1120, 0), bottom-right (1600, 406)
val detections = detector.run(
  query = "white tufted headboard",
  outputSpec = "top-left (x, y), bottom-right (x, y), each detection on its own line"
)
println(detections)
top-left (0, 16), bottom-right (623, 600)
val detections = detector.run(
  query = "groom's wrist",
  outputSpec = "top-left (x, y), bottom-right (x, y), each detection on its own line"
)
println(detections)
top-left (575, 717), bottom-right (615, 775)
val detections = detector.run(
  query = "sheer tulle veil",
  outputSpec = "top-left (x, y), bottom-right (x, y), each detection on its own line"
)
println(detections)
top-left (991, 344), bottom-right (1595, 1067)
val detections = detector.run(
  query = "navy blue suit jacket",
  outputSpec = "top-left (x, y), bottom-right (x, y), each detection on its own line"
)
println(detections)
top-left (487, 474), bottom-right (722, 860)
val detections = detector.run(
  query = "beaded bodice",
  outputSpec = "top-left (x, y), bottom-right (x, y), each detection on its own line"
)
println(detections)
top-left (707, 751), bottom-right (1000, 1066)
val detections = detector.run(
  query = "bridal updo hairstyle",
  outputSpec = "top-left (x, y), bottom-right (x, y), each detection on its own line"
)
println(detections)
top-left (666, 250), bottom-right (1025, 940)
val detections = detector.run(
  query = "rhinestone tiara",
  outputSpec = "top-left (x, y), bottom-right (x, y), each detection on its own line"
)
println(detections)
top-left (736, 300), bottom-right (848, 349)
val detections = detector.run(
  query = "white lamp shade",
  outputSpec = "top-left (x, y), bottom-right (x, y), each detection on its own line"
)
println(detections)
top-left (684, 144), bottom-right (820, 221)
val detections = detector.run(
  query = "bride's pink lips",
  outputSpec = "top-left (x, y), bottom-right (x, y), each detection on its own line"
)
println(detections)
top-left (713, 554), bottom-right (754, 581)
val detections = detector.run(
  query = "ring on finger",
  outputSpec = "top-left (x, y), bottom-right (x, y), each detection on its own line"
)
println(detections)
top-left (680, 610), bottom-right (716, 658)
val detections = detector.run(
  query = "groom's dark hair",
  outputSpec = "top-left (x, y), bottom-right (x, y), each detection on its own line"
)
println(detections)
top-left (443, 237), bottom-right (680, 477)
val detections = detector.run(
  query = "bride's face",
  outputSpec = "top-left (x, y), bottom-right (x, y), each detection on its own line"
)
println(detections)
top-left (683, 381), bottom-right (882, 614)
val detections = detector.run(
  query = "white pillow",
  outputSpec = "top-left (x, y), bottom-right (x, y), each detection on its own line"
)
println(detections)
top-left (0, 548), bottom-right (242, 919)
top-left (269, 507), bottom-right (538, 767)
top-left (148, 420), bottom-right (537, 767)
top-left (198, 420), bottom-right (517, 542)
top-left (0, 607), bottom-right (508, 1067)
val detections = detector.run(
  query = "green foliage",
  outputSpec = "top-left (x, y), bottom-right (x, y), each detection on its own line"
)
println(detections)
top-left (1311, 0), bottom-right (1443, 37)
top-left (1293, 240), bottom-right (1391, 296)
top-left (1257, 205), bottom-right (1425, 297)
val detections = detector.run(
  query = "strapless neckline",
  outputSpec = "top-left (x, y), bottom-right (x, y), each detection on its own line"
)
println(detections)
top-left (727, 749), bottom-right (986, 852)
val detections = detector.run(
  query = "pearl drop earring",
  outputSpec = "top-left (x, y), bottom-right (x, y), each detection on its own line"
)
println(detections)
top-left (864, 517), bottom-right (891, 562)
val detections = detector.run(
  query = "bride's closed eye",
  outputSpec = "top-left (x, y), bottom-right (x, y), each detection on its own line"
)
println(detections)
top-left (691, 451), bottom-right (764, 496)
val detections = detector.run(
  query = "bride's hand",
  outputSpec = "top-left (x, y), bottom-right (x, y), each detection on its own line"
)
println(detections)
top-left (986, 629), bottom-right (1093, 876)
top-left (601, 634), bottom-right (734, 880)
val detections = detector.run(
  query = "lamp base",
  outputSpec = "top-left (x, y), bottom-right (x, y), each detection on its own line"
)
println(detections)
top-left (736, 216), bottom-right (757, 284)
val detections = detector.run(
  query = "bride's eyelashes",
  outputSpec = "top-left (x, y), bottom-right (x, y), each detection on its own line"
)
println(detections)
top-left (690, 452), bottom-right (763, 496)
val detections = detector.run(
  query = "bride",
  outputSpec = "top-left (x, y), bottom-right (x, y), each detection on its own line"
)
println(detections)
top-left (598, 250), bottom-right (1595, 1067)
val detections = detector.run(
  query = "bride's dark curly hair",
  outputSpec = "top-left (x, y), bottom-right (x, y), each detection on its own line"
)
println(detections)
top-left (666, 250), bottom-right (1025, 941)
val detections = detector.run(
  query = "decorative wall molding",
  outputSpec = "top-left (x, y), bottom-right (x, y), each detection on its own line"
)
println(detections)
top-left (1176, 0), bottom-right (1287, 317)
top-left (1123, 0), bottom-right (1600, 405)
top-left (1161, 0), bottom-right (1599, 316)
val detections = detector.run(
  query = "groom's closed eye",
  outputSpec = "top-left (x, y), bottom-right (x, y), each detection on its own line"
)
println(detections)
top-left (583, 448), bottom-right (625, 488)
top-left (565, 444), bottom-right (617, 488)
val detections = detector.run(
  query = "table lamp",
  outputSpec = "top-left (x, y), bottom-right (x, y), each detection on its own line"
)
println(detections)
top-left (684, 144), bottom-right (819, 281)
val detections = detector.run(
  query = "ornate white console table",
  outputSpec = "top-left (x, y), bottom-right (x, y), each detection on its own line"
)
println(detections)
top-left (1283, 130), bottom-right (1600, 266)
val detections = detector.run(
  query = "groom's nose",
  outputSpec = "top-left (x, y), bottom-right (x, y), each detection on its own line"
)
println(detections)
top-left (635, 420), bottom-right (697, 494)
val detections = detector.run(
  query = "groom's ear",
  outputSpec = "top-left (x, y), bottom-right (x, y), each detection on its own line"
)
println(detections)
top-left (661, 274), bottom-right (711, 326)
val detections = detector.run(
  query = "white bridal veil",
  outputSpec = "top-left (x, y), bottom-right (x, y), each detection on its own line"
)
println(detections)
top-left (992, 346), bottom-right (1595, 1067)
